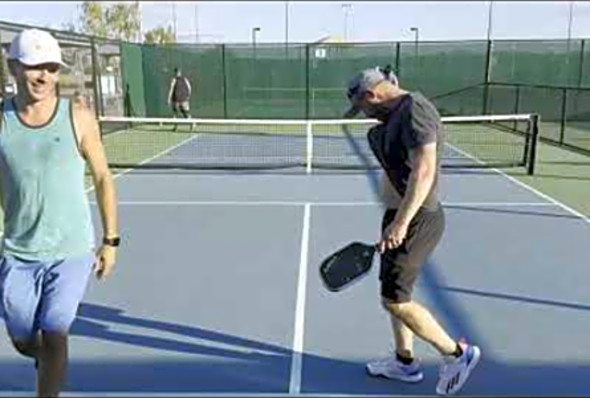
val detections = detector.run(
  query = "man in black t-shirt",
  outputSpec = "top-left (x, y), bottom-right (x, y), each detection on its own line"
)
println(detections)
top-left (345, 68), bottom-right (481, 396)
top-left (167, 67), bottom-right (192, 121)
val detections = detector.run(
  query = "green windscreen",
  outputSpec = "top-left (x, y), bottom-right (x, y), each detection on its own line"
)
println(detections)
top-left (225, 44), bottom-right (307, 119)
top-left (490, 40), bottom-right (583, 87)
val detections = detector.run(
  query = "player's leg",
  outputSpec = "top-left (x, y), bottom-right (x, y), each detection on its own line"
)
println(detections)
top-left (392, 315), bottom-right (414, 359)
top-left (379, 207), bottom-right (480, 395)
top-left (0, 255), bottom-right (44, 362)
top-left (180, 101), bottom-right (190, 119)
top-left (171, 102), bottom-right (180, 131)
top-left (379, 206), bottom-right (456, 353)
top-left (35, 253), bottom-right (94, 397)
top-left (366, 209), bottom-right (424, 383)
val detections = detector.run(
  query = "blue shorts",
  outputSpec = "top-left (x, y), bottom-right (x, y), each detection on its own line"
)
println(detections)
top-left (0, 252), bottom-right (94, 341)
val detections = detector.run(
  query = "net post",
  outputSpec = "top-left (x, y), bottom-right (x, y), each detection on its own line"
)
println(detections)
top-left (527, 114), bottom-right (540, 175)
top-left (306, 120), bottom-right (313, 174)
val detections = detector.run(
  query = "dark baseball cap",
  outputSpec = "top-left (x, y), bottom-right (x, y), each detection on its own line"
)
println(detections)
top-left (344, 67), bottom-right (399, 117)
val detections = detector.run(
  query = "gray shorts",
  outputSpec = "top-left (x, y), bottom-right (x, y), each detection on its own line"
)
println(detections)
top-left (0, 252), bottom-right (94, 341)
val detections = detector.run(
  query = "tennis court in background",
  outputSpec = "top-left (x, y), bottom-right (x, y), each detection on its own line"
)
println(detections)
top-left (0, 115), bottom-right (589, 397)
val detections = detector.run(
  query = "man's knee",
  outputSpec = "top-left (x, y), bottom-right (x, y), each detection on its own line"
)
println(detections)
top-left (11, 335), bottom-right (40, 358)
top-left (381, 297), bottom-right (412, 318)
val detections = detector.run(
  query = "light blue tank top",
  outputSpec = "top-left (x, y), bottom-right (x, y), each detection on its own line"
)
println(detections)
top-left (0, 98), bottom-right (95, 261)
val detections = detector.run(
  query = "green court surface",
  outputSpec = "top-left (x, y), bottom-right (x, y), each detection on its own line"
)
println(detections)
top-left (504, 141), bottom-right (590, 217)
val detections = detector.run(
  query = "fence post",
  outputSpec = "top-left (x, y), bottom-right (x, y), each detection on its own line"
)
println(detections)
top-left (482, 39), bottom-right (493, 115)
top-left (514, 85), bottom-right (521, 114)
top-left (0, 30), bottom-right (4, 92)
top-left (221, 44), bottom-right (228, 118)
top-left (90, 38), bottom-right (102, 119)
top-left (577, 39), bottom-right (585, 89)
top-left (559, 88), bottom-right (567, 145)
top-left (395, 41), bottom-right (400, 78)
top-left (305, 44), bottom-right (310, 120)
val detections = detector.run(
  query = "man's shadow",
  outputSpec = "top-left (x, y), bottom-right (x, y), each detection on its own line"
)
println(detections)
top-left (63, 302), bottom-right (407, 394)
top-left (2, 284), bottom-right (590, 395)
top-left (68, 299), bottom-right (590, 396)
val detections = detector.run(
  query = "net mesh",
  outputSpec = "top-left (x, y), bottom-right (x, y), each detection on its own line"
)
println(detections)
top-left (99, 114), bottom-right (538, 173)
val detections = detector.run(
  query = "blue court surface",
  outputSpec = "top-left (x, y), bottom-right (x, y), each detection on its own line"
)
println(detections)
top-left (1, 140), bottom-right (590, 397)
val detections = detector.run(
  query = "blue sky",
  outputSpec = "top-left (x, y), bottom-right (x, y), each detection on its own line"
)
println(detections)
top-left (2, 1), bottom-right (590, 43)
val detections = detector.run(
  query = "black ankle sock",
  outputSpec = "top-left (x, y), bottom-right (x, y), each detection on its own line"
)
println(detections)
top-left (452, 343), bottom-right (464, 358)
top-left (396, 352), bottom-right (414, 365)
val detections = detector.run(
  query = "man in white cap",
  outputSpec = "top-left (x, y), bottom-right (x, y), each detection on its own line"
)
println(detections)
top-left (0, 29), bottom-right (119, 397)
top-left (345, 68), bottom-right (481, 396)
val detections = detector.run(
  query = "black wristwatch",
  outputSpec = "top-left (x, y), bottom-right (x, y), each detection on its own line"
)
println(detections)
top-left (103, 236), bottom-right (121, 247)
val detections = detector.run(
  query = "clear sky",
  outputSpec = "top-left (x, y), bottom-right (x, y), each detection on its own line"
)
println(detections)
top-left (2, 1), bottom-right (590, 43)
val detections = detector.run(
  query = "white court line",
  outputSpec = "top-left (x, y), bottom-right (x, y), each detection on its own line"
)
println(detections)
top-left (447, 142), bottom-right (590, 225)
top-left (289, 203), bottom-right (311, 394)
top-left (85, 133), bottom-right (201, 194)
top-left (89, 200), bottom-right (557, 207)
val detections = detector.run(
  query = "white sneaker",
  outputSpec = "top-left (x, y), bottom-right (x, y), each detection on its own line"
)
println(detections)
top-left (436, 343), bottom-right (481, 396)
top-left (366, 356), bottom-right (424, 383)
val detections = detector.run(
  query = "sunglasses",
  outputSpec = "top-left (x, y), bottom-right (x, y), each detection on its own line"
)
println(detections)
top-left (24, 63), bottom-right (60, 74)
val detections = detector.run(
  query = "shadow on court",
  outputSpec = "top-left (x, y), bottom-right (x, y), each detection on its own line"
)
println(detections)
top-left (2, 255), bottom-right (589, 395)
top-left (1, 293), bottom-right (589, 395)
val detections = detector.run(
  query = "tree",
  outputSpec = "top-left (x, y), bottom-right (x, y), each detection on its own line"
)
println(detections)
top-left (106, 3), bottom-right (141, 42)
top-left (80, 1), bottom-right (108, 38)
top-left (76, 1), bottom-right (140, 41)
top-left (144, 26), bottom-right (176, 45)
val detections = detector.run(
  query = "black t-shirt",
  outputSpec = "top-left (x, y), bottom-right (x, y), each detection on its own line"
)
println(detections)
top-left (171, 76), bottom-right (190, 102)
top-left (367, 92), bottom-right (443, 211)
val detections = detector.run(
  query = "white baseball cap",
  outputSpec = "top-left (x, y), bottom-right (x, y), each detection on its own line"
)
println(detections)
top-left (8, 29), bottom-right (68, 67)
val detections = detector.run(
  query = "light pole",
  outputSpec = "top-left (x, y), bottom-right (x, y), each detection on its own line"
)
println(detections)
top-left (486, 1), bottom-right (494, 41)
top-left (567, 1), bottom-right (574, 44)
top-left (172, 3), bottom-right (177, 40)
top-left (566, 1), bottom-right (574, 83)
top-left (410, 26), bottom-right (419, 58)
top-left (252, 26), bottom-right (261, 46)
top-left (342, 3), bottom-right (352, 42)
top-left (136, 1), bottom-right (142, 43)
top-left (252, 27), bottom-right (261, 58)
top-left (285, 2), bottom-right (289, 46)
top-left (194, 3), bottom-right (199, 43)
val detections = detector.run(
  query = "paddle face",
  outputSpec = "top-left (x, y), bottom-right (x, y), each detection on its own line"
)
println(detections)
top-left (319, 242), bottom-right (377, 292)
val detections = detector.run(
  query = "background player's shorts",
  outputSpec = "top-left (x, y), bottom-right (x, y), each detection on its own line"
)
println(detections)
top-left (172, 101), bottom-right (190, 113)
top-left (0, 252), bottom-right (94, 341)
top-left (379, 205), bottom-right (445, 303)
